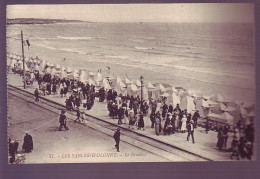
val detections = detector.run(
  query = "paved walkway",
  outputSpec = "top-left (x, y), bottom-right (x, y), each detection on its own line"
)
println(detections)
top-left (7, 72), bottom-right (234, 161)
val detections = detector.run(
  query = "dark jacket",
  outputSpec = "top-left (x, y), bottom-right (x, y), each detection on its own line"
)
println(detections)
top-left (113, 130), bottom-right (120, 141)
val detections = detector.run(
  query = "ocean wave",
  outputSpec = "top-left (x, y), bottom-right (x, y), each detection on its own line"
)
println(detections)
top-left (104, 55), bottom-right (129, 60)
top-left (82, 58), bottom-right (253, 90)
top-left (36, 44), bottom-right (57, 50)
top-left (57, 36), bottom-right (93, 40)
top-left (134, 46), bottom-right (153, 50)
top-left (59, 48), bottom-right (88, 55)
top-left (33, 37), bottom-right (55, 40)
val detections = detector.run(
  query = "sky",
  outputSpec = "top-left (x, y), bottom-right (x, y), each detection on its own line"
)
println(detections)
top-left (6, 3), bottom-right (254, 23)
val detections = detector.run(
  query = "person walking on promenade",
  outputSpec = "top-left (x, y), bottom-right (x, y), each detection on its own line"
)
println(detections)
top-left (128, 110), bottom-right (136, 129)
top-left (187, 120), bottom-right (195, 144)
top-left (205, 117), bottom-right (209, 134)
top-left (223, 124), bottom-right (230, 151)
top-left (75, 108), bottom-right (81, 123)
top-left (137, 111), bottom-right (145, 130)
top-left (217, 126), bottom-right (224, 150)
top-left (181, 114), bottom-right (187, 133)
top-left (150, 111), bottom-right (156, 128)
top-left (22, 133), bottom-right (33, 153)
top-left (113, 128), bottom-right (120, 152)
top-left (192, 110), bottom-right (200, 128)
top-left (155, 111), bottom-right (162, 136)
top-left (59, 110), bottom-right (69, 131)
top-left (34, 88), bottom-right (39, 102)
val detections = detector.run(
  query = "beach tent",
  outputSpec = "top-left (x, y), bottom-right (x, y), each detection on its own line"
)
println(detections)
top-left (203, 95), bottom-right (211, 100)
top-left (79, 71), bottom-right (87, 83)
top-left (213, 94), bottom-right (231, 103)
top-left (51, 68), bottom-right (59, 76)
top-left (72, 69), bottom-right (79, 79)
top-left (247, 110), bottom-right (255, 117)
top-left (59, 70), bottom-right (67, 79)
top-left (167, 92), bottom-right (181, 109)
top-left (158, 84), bottom-right (167, 93)
top-left (117, 76), bottom-right (122, 84)
top-left (125, 77), bottom-right (132, 85)
top-left (136, 79), bottom-right (142, 87)
top-left (96, 72), bottom-right (103, 82)
top-left (55, 64), bottom-right (61, 71)
top-left (208, 112), bottom-right (234, 125)
top-left (171, 87), bottom-right (178, 94)
top-left (66, 67), bottom-right (72, 73)
top-left (103, 78), bottom-right (111, 90)
top-left (180, 94), bottom-right (195, 113)
top-left (88, 78), bottom-right (96, 86)
top-left (45, 67), bottom-right (52, 74)
top-left (220, 103), bottom-right (236, 112)
top-left (147, 82), bottom-right (158, 99)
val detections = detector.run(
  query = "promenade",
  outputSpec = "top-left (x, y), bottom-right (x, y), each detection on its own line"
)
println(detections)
top-left (8, 72), bottom-right (234, 161)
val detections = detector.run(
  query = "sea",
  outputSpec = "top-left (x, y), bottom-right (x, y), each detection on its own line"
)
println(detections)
top-left (6, 22), bottom-right (255, 104)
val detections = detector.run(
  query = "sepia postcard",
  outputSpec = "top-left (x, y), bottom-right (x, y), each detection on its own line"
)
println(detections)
top-left (6, 3), bottom-right (256, 164)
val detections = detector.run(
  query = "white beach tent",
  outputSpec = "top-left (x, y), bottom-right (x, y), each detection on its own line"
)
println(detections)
top-left (220, 103), bottom-right (236, 112)
top-left (180, 94), bottom-right (195, 113)
top-left (158, 84), bottom-right (167, 93)
top-left (125, 77), bottom-right (132, 85)
top-left (60, 70), bottom-right (67, 79)
top-left (88, 72), bottom-right (95, 80)
top-left (88, 78), bottom-right (96, 86)
top-left (96, 72), bottom-right (103, 82)
top-left (72, 69), bottom-right (79, 79)
top-left (79, 71), bottom-right (87, 83)
top-left (55, 64), bottom-right (61, 71)
top-left (66, 67), bottom-right (72, 73)
top-left (136, 79), bottom-right (142, 87)
top-left (103, 78), bottom-right (111, 90)
top-left (167, 92), bottom-right (181, 109)
top-left (213, 94), bottom-right (231, 103)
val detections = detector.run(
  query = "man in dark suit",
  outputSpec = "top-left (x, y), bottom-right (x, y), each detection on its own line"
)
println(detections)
top-left (59, 110), bottom-right (69, 131)
top-left (187, 120), bottom-right (195, 144)
top-left (113, 128), bottom-right (121, 152)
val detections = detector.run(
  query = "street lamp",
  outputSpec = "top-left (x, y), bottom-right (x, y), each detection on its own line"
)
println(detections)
top-left (140, 76), bottom-right (144, 108)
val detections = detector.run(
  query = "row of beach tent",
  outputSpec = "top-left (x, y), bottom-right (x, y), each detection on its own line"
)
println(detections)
top-left (7, 53), bottom-right (255, 126)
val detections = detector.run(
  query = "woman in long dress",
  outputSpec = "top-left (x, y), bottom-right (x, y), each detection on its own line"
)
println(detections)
top-left (155, 111), bottom-right (161, 135)
top-left (181, 115), bottom-right (187, 133)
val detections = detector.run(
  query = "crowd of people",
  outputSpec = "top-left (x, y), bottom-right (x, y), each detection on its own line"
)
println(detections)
top-left (9, 58), bottom-right (255, 160)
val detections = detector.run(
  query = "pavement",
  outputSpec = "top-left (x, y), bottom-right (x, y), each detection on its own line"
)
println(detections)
top-left (7, 72), bottom-right (236, 161)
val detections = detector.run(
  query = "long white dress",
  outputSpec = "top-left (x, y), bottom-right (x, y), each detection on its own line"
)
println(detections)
top-left (181, 117), bottom-right (187, 131)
